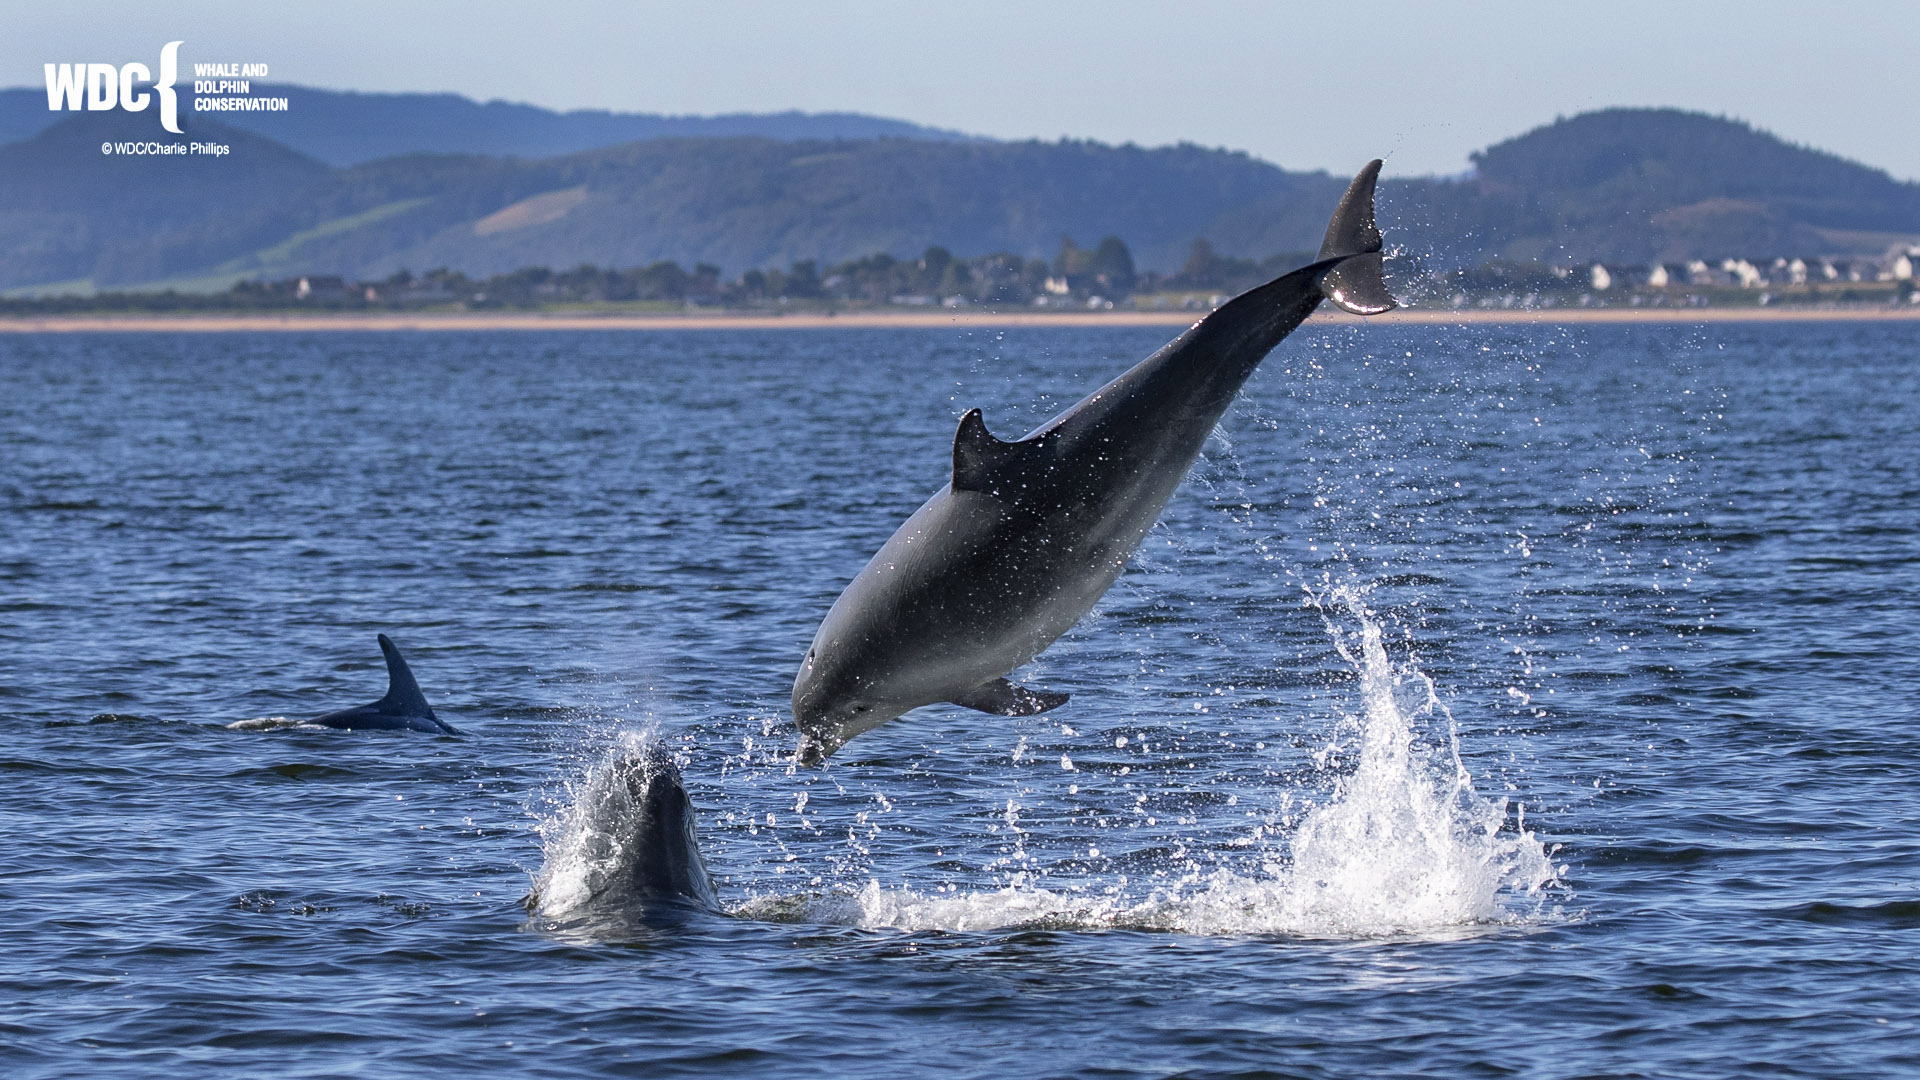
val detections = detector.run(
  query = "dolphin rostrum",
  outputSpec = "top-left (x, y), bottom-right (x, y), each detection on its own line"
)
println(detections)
top-left (308, 634), bottom-right (460, 734)
top-left (791, 161), bottom-right (1396, 764)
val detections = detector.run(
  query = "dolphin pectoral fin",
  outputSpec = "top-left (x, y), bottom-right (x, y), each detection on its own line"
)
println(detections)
top-left (949, 678), bottom-right (1070, 716)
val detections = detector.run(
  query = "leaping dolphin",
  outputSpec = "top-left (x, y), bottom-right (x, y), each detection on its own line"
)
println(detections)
top-left (308, 634), bottom-right (459, 734)
top-left (792, 160), bottom-right (1396, 764)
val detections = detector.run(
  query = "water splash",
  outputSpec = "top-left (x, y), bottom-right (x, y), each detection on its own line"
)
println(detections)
top-left (526, 725), bottom-right (667, 917)
top-left (1157, 586), bottom-right (1561, 936)
top-left (736, 879), bottom-right (1100, 932)
top-left (747, 587), bottom-right (1560, 938)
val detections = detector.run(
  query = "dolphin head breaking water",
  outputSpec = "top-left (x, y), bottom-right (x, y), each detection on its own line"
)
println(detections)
top-left (790, 647), bottom-right (860, 766)
top-left (791, 635), bottom-right (923, 765)
top-left (609, 743), bottom-right (720, 909)
top-left (792, 574), bottom-right (1074, 766)
top-left (528, 738), bottom-right (721, 919)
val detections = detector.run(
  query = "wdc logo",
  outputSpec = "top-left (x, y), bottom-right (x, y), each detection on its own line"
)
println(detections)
top-left (45, 41), bottom-right (184, 134)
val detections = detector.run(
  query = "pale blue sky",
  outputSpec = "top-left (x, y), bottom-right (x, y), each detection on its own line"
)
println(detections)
top-left (10, 1), bottom-right (1917, 179)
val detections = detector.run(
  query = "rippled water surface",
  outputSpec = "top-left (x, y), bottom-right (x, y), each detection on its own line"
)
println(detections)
top-left (3, 321), bottom-right (1917, 1078)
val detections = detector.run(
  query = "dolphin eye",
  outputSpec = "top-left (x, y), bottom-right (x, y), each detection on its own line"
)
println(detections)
top-left (852, 704), bottom-right (871, 714)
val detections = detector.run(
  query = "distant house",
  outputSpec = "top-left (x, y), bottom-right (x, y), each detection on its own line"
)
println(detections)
top-left (1589, 263), bottom-right (1612, 291)
top-left (1647, 264), bottom-right (1670, 288)
top-left (1721, 259), bottom-right (1766, 288)
top-left (295, 275), bottom-right (348, 301)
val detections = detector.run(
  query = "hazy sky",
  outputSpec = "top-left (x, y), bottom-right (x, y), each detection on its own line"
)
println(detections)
top-left (11, 1), bottom-right (1917, 180)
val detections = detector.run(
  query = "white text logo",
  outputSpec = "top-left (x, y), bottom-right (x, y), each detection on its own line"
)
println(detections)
top-left (45, 41), bottom-right (184, 134)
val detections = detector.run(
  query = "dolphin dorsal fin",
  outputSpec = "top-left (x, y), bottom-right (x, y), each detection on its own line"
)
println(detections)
top-left (375, 634), bottom-right (436, 720)
top-left (951, 408), bottom-right (1026, 493)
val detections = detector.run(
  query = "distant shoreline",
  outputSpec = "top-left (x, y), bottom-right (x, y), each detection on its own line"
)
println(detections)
top-left (2, 306), bottom-right (1917, 333)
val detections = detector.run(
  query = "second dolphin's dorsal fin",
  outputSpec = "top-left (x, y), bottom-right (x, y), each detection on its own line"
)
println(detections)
top-left (952, 408), bottom-right (1026, 492)
top-left (375, 634), bottom-right (437, 720)
top-left (1318, 159), bottom-right (1384, 260)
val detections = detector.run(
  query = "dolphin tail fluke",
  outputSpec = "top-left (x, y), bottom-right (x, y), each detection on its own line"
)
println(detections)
top-left (1319, 253), bottom-right (1395, 316)
top-left (1315, 160), bottom-right (1396, 316)
top-left (374, 634), bottom-right (439, 722)
top-left (1318, 159), bottom-right (1384, 260)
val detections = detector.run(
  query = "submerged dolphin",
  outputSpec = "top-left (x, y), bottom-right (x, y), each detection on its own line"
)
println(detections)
top-left (792, 161), bottom-right (1396, 764)
top-left (307, 634), bottom-right (459, 734)
top-left (528, 740), bottom-right (720, 917)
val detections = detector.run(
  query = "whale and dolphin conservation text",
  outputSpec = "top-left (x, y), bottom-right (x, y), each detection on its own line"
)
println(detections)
top-left (791, 160), bottom-right (1396, 764)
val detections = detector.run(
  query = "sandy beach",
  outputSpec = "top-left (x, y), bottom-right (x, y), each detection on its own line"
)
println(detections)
top-left (1, 305), bottom-right (1916, 333)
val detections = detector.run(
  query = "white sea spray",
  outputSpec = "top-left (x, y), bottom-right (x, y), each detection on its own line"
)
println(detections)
top-left (750, 587), bottom-right (1559, 938)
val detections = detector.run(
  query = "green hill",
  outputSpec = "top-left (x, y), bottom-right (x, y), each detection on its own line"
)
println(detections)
top-left (0, 113), bottom-right (330, 290)
top-left (1387, 108), bottom-right (1920, 264)
top-left (2, 107), bottom-right (1915, 294)
top-left (293, 136), bottom-right (1335, 282)
top-left (0, 127), bottom-right (1335, 290)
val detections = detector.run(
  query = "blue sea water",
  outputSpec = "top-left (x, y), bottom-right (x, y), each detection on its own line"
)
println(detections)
top-left (1, 320), bottom-right (1916, 1078)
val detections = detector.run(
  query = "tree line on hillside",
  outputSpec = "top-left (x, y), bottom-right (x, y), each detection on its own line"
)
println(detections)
top-left (7, 229), bottom-right (1908, 316)
top-left (0, 235), bottom-right (1337, 314)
